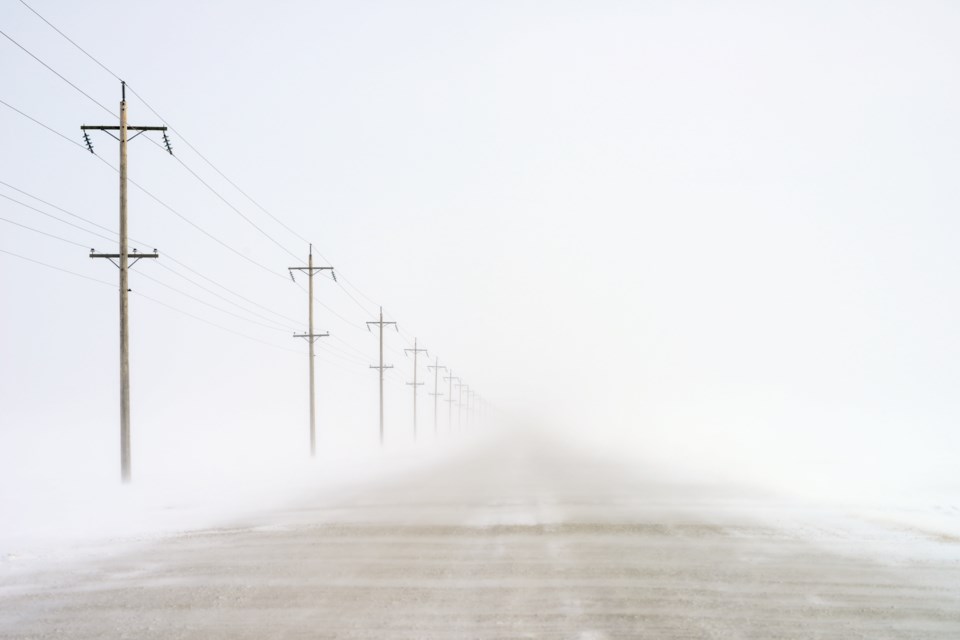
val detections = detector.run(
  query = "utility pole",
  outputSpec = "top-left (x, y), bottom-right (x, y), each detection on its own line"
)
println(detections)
top-left (367, 306), bottom-right (397, 445)
top-left (289, 244), bottom-right (333, 457)
top-left (83, 80), bottom-right (169, 484)
top-left (457, 382), bottom-right (469, 430)
top-left (464, 389), bottom-right (473, 428)
top-left (427, 356), bottom-right (446, 438)
top-left (404, 338), bottom-right (428, 442)
top-left (444, 373), bottom-right (459, 432)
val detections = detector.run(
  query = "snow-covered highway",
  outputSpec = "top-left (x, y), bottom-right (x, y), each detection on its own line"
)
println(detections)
top-left (2, 435), bottom-right (959, 639)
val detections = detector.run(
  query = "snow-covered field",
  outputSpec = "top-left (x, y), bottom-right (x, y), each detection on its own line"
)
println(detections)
top-left (1, 432), bottom-right (959, 638)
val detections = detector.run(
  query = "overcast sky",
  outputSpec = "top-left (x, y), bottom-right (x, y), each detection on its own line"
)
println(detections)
top-left (2, 1), bottom-right (959, 497)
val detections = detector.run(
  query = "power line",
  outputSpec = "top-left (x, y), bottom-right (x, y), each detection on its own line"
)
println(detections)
top-left (0, 178), bottom-right (304, 333)
top-left (17, 0), bottom-right (312, 255)
top-left (163, 146), bottom-right (301, 261)
top-left (125, 173), bottom-right (290, 282)
top-left (0, 100), bottom-right (454, 402)
top-left (132, 290), bottom-right (302, 355)
top-left (0, 191), bottom-right (118, 245)
top-left (315, 341), bottom-right (369, 367)
top-left (7, 84), bottom-right (291, 284)
top-left (294, 281), bottom-right (365, 331)
top-left (330, 334), bottom-right (371, 360)
top-left (12, 1), bottom-right (445, 367)
top-left (137, 270), bottom-right (293, 334)
top-left (155, 261), bottom-right (295, 332)
top-left (0, 97), bottom-right (88, 150)
top-left (0, 179), bottom-right (118, 237)
top-left (0, 245), bottom-right (303, 357)
top-left (2, 98), bottom-right (287, 282)
top-left (10, 2), bottom-right (301, 263)
top-left (18, 0), bottom-right (123, 81)
top-left (0, 246), bottom-right (113, 287)
top-left (0, 28), bottom-right (115, 118)
top-left (337, 274), bottom-right (382, 315)
top-left (164, 254), bottom-right (301, 325)
top-left (125, 83), bottom-right (313, 248)
top-left (0, 214), bottom-right (92, 249)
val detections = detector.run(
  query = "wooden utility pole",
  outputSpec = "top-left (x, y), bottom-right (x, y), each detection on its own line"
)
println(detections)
top-left (464, 389), bottom-right (472, 428)
top-left (367, 307), bottom-right (397, 445)
top-left (83, 81), bottom-right (168, 483)
top-left (289, 245), bottom-right (333, 457)
top-left (445, 373), bottom-right (459, 431)
top-left (457, 382), bottom-right (469, 430)
top-left (427, 357), bottom-right (446, 438)
top-left (404, 338), bottom-right (428, 442)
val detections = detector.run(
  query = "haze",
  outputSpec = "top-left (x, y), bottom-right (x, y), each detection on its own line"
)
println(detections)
top-left (2, 0), bottom-right (959, 532)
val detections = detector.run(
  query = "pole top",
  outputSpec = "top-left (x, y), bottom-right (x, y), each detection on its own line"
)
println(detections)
top-left (121, 80), bottom-right (126, 102)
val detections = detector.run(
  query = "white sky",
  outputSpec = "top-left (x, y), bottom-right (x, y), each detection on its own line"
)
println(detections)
top-left (1, 1), bottom-right (958, 498)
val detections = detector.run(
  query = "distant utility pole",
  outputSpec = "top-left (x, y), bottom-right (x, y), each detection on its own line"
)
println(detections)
top-left (464, 389), bottom-right (473, 428)
top-left (83, 80), bottom-right (170, 484)
top-left (444, 373), bottom-right (459, 432)
top-left (457, 383), bottom-right (469, 430)
top-left (289, 244), bottom-right (333, 457)
top-left (404, 338), bottom-right (428, 442)
top-left (367, 306), bottom-right (397, 445)
top-left (427, 357), bottom-right (446, 438)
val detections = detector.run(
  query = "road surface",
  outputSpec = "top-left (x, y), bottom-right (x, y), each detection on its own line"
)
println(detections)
top-left (2, 434), bottom-right (959, 638)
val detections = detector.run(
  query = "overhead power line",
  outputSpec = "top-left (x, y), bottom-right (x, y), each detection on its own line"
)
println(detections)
top-left (0, 178), bottom-right (301, 330)
top-left (155, 261), bottom-right (295, 332)
top-left (12, 2), bottom-right (393, 329)
top-left (0, 246), bottom-right (113, 287)
top-left (0, 27), bottom-right (114, 118)
top-left (0, 246), bottom-right (304, 357)
top-left (0, 97), bottom-right (88, 150)
top-left (132, 290), bottom-right (302, 355)
top-left (3, 98), bottom-right (282, 279)
top-left (1, 34), bottom-right (291, 283)
top-left (0, 214), bottom-right (93, 249)
top-left (19, 0), bottom-right (309, 250)
top-left (166, 151), bottom-right (300, 261)
top-left (0, 191), bottom-right (118, 245)
top-left (7, 2), bottom-right (301, 263)
top-left (137, 270), bottom-right (292, 334)
top-left (164, 254), bottom-right (301, 326)
top-left (0, 179), bottom-right (117, 237)
top-left (18, 0), bottom-right (122, 80)
top-left (12, 0), bottom-right (454, 381)
top-left (0, 212), bottom-right (281, 338)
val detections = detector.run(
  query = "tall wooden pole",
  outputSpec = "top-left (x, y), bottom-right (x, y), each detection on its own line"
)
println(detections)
top-left (405, 338), bottom-right (428, 442)
top-left (307, 250), bottom-right (316, 455)
top-left (379, 307), bottom-right (384, 444)
top-left (367, 307), bottom-right (396, 446)
top-left (83, 81), bottom-right (165, 483)
top-left (433, 358), bottom-right (439, 435)
top-left (445, 372), bottom-right (459, 433)
top-left (290, 247), bottom-right (331, 457)
top-left (118, 83), bottom-right (131, 483)
top-left (427, 356), bottom-right (446, 438)
top-left (411, 339), bottom-right (417, 439)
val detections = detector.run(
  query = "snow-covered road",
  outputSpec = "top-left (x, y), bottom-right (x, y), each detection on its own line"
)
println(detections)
top-left (2, 435), bottom-right (959, 638)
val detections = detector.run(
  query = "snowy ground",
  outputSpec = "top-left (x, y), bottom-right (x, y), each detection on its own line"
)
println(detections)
top-left (1, 433), bottom-right (959, 638)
